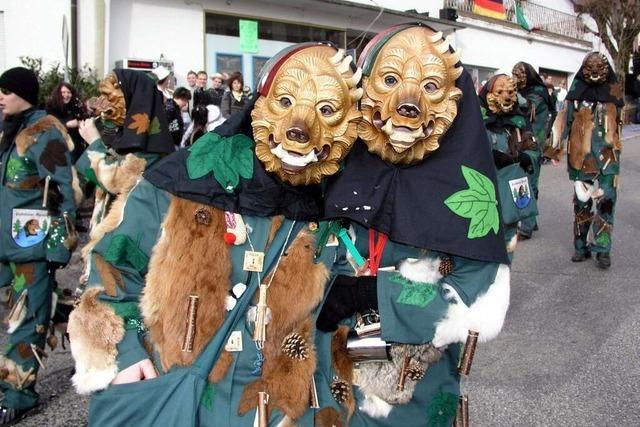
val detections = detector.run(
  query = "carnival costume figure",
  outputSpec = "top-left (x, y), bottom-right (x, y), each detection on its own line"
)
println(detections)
top-left (68, 43), bottom-right (364, 426)
top-left (511, 62), bottom-right (555, 239)
top-left (0, 67), bottom-right (80, 422)
top-left (75, 70), bottom-right (175, 288)
top-left (314, 24), bottom-right (511, 427)
top-left (479, 74), bottom-right (538, 260)
top-left (561, 53), bottom-right (623, 269)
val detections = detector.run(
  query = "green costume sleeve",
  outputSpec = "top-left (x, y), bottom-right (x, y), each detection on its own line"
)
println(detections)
top-left (31, 126), bottom-right (79, 265)
top-left (377, 253), bottom-right (507, 348)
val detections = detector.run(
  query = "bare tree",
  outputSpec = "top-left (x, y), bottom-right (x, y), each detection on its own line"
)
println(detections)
top-left (573, 0), bottom-right (640, 92)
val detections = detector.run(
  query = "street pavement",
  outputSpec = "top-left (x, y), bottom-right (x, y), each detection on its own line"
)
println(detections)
top-left (2, 129), bottom-right (640, 426)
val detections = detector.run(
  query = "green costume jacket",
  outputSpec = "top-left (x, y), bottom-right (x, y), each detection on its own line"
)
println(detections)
top-left (314, 224), bottom-right (509, 427)
top-left (0, 111), bottom-right (79, 265)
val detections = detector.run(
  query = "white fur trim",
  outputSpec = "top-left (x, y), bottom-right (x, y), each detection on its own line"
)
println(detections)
top-left (432, 264), bottom-right (510, 347)
top-left (71, 364), bottom-right (118, 395)
top-left (359, 394), bottom-right (393, 419)
top-left (397, 257), bottom-right (443, 284)
top-left (574, 181), bottom-right (594, 203)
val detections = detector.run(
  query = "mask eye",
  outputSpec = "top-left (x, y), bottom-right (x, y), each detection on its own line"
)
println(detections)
top-left (424, 82), bottom-right (438, 93)
top-left (384, 75), bottom-right (398, 86)
top-left (279, 97), bottom-right (292, 108)
top-left (319, 105), bottom-right (334, 116)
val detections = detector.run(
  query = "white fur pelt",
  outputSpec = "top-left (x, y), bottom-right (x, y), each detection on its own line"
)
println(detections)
top-left (433, 264), bottom-right (510, 347)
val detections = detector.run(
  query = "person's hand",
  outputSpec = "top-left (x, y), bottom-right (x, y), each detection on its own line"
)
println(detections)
top-left (110, 359), bottom-right (157, 385)
top-left (65, 119), bottom-right (79, 129)
top-left (78, 118), bottom-right (101, 145)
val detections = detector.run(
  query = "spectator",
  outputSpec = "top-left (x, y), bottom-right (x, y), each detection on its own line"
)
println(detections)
top-left (208, 73), bottom-right (225, 106)
top-left (186, 70), bottom-right (197, 112)
top-left (193, 70), bottom-right (210, 108)
top-left (221, 72), bottom-right (249, 119)
top-left (152, 65), bottom-right (173, 102)
top-left (165, 86), bottom-right (191, 147)
top-left (45, 82), bottom-right (88, 161)
top-left (181, 104), bottom-right (208, 147)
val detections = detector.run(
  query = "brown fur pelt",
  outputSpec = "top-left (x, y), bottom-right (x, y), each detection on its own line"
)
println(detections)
top-left (315, 407), bottom-right (344, 427)
top-left (238, 231), bottom-right (329, 421)
top-left (141, 198), bottom-right (233, 382)
top-left (93, 254), bottom-right (125, 297)
top-left (568, 107), bottom-right (594, 171)
top-left (15, 115), bottom-right (74, 156)
top-left (544, 106), bottom-right (567, 161)
top-left (0, 355), bottom-right (36, 389)
top-left (331, 326), bottom-right (355, 418)
top-left (68, 288), bottom-right (125, 394)
top-left (604, 103), bottom-right (621, 151)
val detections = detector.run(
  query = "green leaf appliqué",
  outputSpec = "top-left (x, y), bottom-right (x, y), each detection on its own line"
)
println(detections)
top-left (445, 166), bottom-right (500, 239)
top-left (187, 133), bottom-right (254, 192)
top-left (390, 273), bottom-right (437, 308)
top-left (201, 382), bottom-right (216, 411)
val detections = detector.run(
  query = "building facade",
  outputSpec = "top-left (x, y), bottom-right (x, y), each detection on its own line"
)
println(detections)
top-left (0, 0), bottom-right (605, 91)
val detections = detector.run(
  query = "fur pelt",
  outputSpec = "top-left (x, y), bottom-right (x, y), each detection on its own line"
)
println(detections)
top-left (330, 326), bottom-right (355, 419)
top-left (93, 254), bottom-right (125, 297)
top-left (568, 107), bottom-right (594, 171)
top-left (68, 288), bottom-right (125, 394)
top-left (433, 264), bottom-right (510, 347)
top-left (314, 407), bottom-right (344, 427)
top-left (544, 105), bottom-right (567, 161)
top-left (238, 231), bottom-right (329, 420)
top-left (604, 103), bottom-right (621, 151)
top-left (141, 198), bottom-right (232, 382)
top-left (15, 115), bottom-right (74, 156)
top-left (80, 155), bottom-right (145, 284)
top-left (0, 355), bottom-right (36, 389)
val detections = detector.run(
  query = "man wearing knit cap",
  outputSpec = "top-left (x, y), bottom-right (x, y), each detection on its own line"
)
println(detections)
top-left (0, 67), bottom-right (78, 424)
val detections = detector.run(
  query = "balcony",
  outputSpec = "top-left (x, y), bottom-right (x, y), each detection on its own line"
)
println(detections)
top-left (443, 0), bottom-right (588, 41)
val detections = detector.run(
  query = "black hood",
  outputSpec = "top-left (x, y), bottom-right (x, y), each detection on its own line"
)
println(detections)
top-left (323, 70), bottom-right (510, 264)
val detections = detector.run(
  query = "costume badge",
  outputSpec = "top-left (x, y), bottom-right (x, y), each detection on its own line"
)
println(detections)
top-left (225, 330), bottom-right (243, 352)
top-left (508, 177), bottom-right (532, 209)
top-left (243, 251), bottom-right (265, 272)
top-left (11, 209), bottom-right (50, 248)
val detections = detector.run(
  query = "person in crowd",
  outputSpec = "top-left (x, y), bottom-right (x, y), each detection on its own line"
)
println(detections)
top-left (561, 52), bottom-right (624, 269)
top-left (164, 86), bottom-right (191, 147)
top-left (221, 72), bottom-right (249, 119)
top-left (193, 70), bottom-right (210, 108)
top-left (186, 70), bottom-right (198, 113)
top-left (179, 104), bottom-right (208, 147)
top-left (479, 74), bottom-right (538, 260)
top-left (67, 42), bottom-right (363, 426)
top-left (208, 73), bottom-right (226, 107)
top-left (512, 61), bottom-right (556, 239)
top-left (0, 67), bottom-right (79, 424)
top-left (45, 82), bottom-right (88, 162)
top-left (152, 66), bottom-right (173, 102)
top-left (316, 24), bottom-right (510, 427)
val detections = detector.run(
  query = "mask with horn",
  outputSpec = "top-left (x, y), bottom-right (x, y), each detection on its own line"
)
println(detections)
top-left (87, 72), bottom-right (126, 127)
top-left (357, 25), bottom-right (463, 165)
top-left (251, 44), bottom-right (363, 186)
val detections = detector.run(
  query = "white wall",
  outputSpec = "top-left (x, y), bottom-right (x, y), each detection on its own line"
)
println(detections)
top-left (1, 0), bottom-right (71, 70)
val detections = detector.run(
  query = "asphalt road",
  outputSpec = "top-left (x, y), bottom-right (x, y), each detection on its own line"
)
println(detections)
top-left (2, 128), bottom-right (640, 426)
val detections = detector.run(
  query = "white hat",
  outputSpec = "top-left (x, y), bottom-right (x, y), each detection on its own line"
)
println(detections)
top-left (153, 65), bottom-right (171, 81)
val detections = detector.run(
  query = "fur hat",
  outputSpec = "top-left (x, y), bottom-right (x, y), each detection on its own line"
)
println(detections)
top-left (0, 67), bottom-right (39, 106)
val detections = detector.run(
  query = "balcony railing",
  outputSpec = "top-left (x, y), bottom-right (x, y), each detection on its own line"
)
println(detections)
top-left (443, 0), bottom-right (587, 41)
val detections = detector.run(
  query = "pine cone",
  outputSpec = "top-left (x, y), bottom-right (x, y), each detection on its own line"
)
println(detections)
top-left (194, 207), bottom-right (212, 226)
top-left (281, 332), bottom-right (309, 360)
top-left (406, 362), bottom-right (426, 381)
top-left (439, 256), bottom-right (455, 277)
top-left (35, 324), bottom-right (46, 334)
top-left (330, 378), bottom-right (350, 404)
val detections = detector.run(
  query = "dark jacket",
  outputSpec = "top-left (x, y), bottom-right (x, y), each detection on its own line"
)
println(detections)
top-left (164, 99), bottom-right (184, 146)
top-left (221, 91), bottom-right (249, 119)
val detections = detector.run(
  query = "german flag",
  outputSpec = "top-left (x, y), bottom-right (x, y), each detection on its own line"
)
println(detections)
top-left (473, 0), bottom-right (506, 20)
